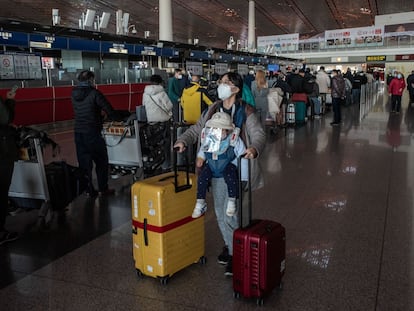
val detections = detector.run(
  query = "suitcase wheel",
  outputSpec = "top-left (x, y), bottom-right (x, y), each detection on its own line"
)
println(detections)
top-left (159, 276), bottom-right (169, 285)
top-left (198, 256), bottom-right (207, 265)
top-left (136, 269), bottom-right (144, 278)
top-left (233, 291), bottom-right (241, 299)
top-left (256, 298), bottom-right (264, 306)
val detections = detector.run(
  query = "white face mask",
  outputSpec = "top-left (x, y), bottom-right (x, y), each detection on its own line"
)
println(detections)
top-left (177, 74), bottom-right (183, 79)
top-left (397, 74), bottom-right (402, 79)
top-left (217, 83), bottom-right (233, 100)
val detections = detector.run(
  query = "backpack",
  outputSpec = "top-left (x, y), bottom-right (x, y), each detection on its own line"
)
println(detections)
top-left (304, 79), bottom-right (315, 94)
top-left (181, 84), bottom-right (205, 124)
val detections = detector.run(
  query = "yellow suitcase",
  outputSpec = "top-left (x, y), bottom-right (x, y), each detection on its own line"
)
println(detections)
top-left (131, 170), bottom-right (205, 284)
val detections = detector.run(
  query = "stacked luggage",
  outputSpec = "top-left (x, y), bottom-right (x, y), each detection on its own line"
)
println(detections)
top-left (291, 93), bottom-right (308, 124)
top-left (139, 122), bottom-right (167, 174)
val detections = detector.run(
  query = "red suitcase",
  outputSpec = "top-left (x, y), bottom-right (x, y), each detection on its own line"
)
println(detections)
top-left (232, 158), bottom-right (286, 305)
top-left (291, 92), bottom-right (308, 103)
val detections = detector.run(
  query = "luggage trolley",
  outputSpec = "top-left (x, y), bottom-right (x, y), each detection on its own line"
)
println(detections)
top-left (103, 119), bottom-right (144, 181)
top-left (8, 138), bottom-right (52, 226)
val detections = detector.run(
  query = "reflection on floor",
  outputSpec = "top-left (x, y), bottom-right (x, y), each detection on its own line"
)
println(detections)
top-left (1, 83), bottom-right (414, 310)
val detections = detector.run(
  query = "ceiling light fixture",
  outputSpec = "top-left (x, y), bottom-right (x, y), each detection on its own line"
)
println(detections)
top-left (52, 9), bottom-right (60, 26)
top-left (97, 12), bottom-right (111, 31)
top-left (223, 8), bottom-right (238, 17)
top-left (128, 24), bottom-right (137, 35)
top-left (79, 9), bottom-right (96, 29)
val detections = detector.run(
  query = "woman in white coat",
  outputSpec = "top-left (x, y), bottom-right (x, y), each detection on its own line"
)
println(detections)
top-left (142, 75), bottom-right (173, 169)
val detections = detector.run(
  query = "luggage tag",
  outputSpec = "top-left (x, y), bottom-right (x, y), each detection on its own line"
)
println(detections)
top-left (230, 127), bottom-right (240, 147)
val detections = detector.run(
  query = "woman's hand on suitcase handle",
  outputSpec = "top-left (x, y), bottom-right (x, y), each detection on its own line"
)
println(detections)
top-left (173, 142), bottom-right (186, 153)
top-left (243, 147), bottom-right (257, 159)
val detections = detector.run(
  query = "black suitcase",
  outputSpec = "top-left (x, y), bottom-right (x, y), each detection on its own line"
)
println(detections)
top-left (45, 161), bottom-right (87, 210)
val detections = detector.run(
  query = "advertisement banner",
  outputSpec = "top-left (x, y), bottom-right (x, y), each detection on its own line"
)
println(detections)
top-left (325, 26), bottom-right (384, 48)
top-left (257, 33), bottom-right (299, 53)
top-left (384, 23), bottom-right (414, 46)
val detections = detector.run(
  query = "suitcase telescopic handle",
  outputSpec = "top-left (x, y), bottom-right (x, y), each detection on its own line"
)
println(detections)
top-left (172, 146), bottom-right (191, 193)
top-left (238, 154), bottom-right (252, 229)
top-left (143, 218), bottom-right (149, 246)
top-left (158, 145), bottom-right (192, 192)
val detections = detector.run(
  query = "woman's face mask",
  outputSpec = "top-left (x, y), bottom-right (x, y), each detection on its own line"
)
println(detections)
top-left (217, 83), bottom-right (233, 100)
top-left (397, 74), bottom-right (402, 79)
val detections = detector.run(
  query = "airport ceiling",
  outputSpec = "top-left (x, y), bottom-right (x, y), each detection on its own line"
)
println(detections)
top-left (2, 0), bottom-right (414, 49)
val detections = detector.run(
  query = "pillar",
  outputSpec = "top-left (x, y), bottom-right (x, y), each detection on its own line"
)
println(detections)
top-left (159, 0), bottom-right (173, 41)
top-left (248, 0), bottom-right (255, 52)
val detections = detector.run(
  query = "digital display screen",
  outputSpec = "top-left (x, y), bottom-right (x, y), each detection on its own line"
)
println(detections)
top-left (268, 64), bottom-right (279, 72)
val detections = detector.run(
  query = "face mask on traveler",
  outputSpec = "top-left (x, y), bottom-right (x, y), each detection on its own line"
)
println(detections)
top-left (217, 83), bottom-right (233, 100)
top-left (177, 74), bottom-right (183, 79)
top-left (397, 74), bottom-right (402, 79)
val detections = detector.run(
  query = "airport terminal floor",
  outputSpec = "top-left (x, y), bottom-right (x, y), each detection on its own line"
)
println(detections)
top-left (1, 82), bottom-right (414, 310)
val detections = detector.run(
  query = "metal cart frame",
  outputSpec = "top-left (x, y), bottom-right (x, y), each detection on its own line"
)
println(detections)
top-left (8, 138), bottom-right (52, 223)
top-left (104, 120), bottom-right (144, 181)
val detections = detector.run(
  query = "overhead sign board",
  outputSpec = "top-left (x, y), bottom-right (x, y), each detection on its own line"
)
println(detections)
top-left (395, 54), bottom-right (414, 60)
top-left (366, 55), bottom-right (386, 62)
top-left (325, 26), bottom-right (384, 48)
top-left (257, 33), bottom-right (299, 53)
top-left (29, 41), bottom-right (51, 49)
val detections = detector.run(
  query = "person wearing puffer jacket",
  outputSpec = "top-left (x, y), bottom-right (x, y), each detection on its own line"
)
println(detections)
top-left (142, 74), bottom-right (173, 169)
top-left (72, 70), bottom-right (116, 197)
top-left (180, 74), bottom-right (213, 124)
top-left (142, 75), bottom-right (173, 123)
top-left (388, 72), bottom-right (406, 114)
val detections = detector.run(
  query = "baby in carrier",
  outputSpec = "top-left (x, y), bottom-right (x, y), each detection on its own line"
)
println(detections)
top-left (192, 111), bottom-right (246, 218)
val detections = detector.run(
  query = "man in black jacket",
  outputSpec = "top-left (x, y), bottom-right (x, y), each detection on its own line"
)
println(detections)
top-left (0, 88), bottom-right (19, 245)
top-left (72, 70), bottom-right (115, 197)
top-left (289, 69), bottom-right (306, 94)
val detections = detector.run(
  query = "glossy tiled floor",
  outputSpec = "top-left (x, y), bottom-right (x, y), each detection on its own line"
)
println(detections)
top-left (1, 82), bottom-right (414, 310)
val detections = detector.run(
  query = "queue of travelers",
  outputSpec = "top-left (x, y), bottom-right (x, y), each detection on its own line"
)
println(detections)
top-left (2, 66), bottom-right (408, 254)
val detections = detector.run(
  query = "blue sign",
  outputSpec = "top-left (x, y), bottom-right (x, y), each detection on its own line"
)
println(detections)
top-left (217, 53), bottom-right (234, 62)
top-left (189, 50), bottom-right (210, 60)
top-left (161, 48), bottom-right (179, 57)
top-left (101, 42), bottom-right (134, 54)
top-left (29, 34), bottom-right (68, 49)
top-left (0, 31), bottom-right (28, 47)
top-left (69, 38), bottom-right (100, 52)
